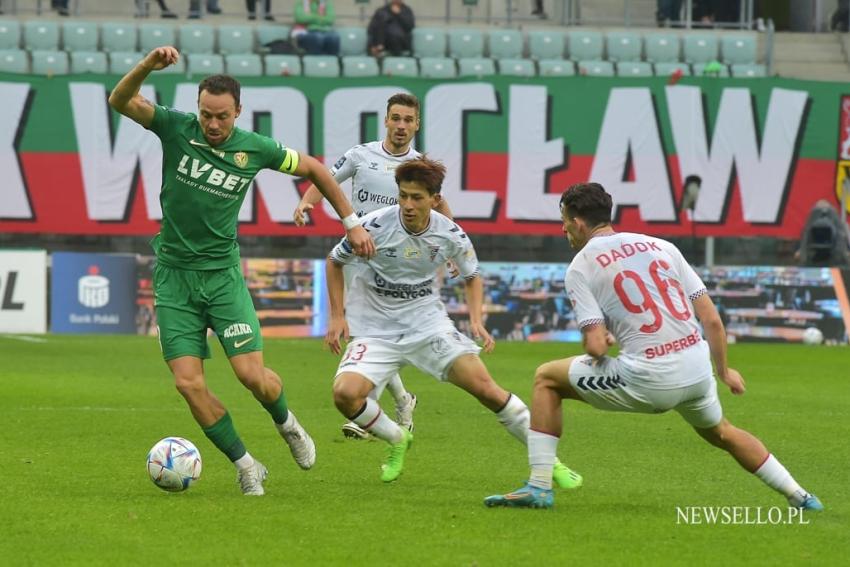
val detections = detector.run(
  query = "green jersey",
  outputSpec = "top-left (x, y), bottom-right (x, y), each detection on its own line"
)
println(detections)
top-left (147, 105), bottom-right (300, 270)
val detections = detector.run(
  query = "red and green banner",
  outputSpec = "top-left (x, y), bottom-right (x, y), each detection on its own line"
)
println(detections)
top-left (0, 73), bottom-right (845, 238)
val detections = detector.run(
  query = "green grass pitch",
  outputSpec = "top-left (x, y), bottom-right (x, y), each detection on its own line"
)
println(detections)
top-left (1, 335), bottom-right (846, 565)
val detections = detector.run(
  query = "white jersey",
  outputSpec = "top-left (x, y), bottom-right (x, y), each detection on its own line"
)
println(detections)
top-left (329, 141), bottom-right (421, 217)
top-left (565, 232), bottom-right (712, 388)
top-left (329, 205), bottom-right (480, 338)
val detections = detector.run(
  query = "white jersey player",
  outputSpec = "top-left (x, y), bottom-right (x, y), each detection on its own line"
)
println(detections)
top-left (295, 94), bottom-right (453, 440)
top-left (486, 182), bottom-right (822, 511)
top-left (325, 157), bottom-right (582, 488)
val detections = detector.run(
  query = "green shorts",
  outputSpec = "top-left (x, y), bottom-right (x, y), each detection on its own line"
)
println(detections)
top-left (153, 263), bottom-right (263, 361)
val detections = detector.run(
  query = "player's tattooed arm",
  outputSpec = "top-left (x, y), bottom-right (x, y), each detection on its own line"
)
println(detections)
top-left (108, 46), bottom-right (179, 128)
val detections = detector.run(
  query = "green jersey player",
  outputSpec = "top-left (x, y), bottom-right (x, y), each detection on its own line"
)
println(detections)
top-left (108, 45), bottom-right (375, 496)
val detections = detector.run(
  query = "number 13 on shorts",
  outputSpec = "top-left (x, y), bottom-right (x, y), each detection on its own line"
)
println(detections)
top-left (342, 342), bottom-right (368, 363)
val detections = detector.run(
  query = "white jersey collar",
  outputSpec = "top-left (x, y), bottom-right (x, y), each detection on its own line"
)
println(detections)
top-left (398, 208), bottom-right (431, 236)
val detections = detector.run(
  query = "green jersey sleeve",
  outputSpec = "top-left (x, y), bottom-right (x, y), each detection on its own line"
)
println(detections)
top-left (258, 135), bottom-right (300, 174)
top-left (148, 104), bottom-right (194, 141)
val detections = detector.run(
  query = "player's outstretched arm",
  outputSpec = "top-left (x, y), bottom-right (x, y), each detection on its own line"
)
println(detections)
top-left (463, 275), bottom-right (495, 353)
top-left (293, 154), bottom-right (375, 258)
top-left (693, 293), bottom-right (745, 395)
top-left (324, 257), bottom-right (350, 355)
top-left (293, 184), bottom-right (324, 227)
top-left (108, 46), bottom-right (179, 128)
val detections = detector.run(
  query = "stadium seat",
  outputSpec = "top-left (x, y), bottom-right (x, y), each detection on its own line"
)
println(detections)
top-left (498, 58), bottom-right (535, 77)
top-left (458, 57), bottom-right (495, 77)
top-left (179, 24), bottom-right (215, 55)
top-left (683, 34), bottom-right (718, 64)
top-left (616, 61), bottom-right (653, 77)
top-left (538, 59), bottom-right (575, 76)
top-left (70, 51), bottom-right (108, 74)
top-left (382, 56), bottom-right (418, 77)
top-left (419, 57), bottom-right (456, 79)
top-left (578, 60), bottom-right (614, 76)
top-left (62, 21), bottom-right (98, 52)
top-left (187, 53), bottom-right (224, 76)
top-left (606, 31), bottom-right (642, 62)
top-left (731, 63), bottom-right (767, 77)
top-left (24, 21), bottom-right (60, 51)
top-left (256, 24), bottom-right (291, 49)
top-left (695, 61), bottom-right (730, 76)
top-left (528, 30), bottom-right (565, 60)
top-left (0, 49), bottom-right (28, 73)
top-left (303, 55), bottom-right (340, 77)
top-left (448, 29), bottom-right (484, 59)
top-left (31, 50), bottom-right (69, 75)
top-left (0, 20), bottom-right (21, 50)
top-left (722, 34), bottom-right (757, 65)
top-left (139, 23), bottom-right (176, 54)
top-left (109, 52), bottom-right (143, 74)
top-left (158, 55), bottom-right (187, 74)
top-left (569, 30), bottom-right (603, 62)
top-left (264, 54), bottom-right (301, 76)
top-left (338, 27), bottom-right (367, 56)
top-left (655, 62), bottom-right (692, 76)
top-left (101, 22), bottom-right (137, 53)
top-left (225, 54), bottom-right (263, 76)
top-left (488, 29), bottom-right (522, 59)
top-left (218, 25), bottom-right (254, 55)
top-left (644, 32), bottom-right (680, 63)
top-left (342, 55), bottom-right (379, 77)
top-left (413, 28), bottom-right (446, 58)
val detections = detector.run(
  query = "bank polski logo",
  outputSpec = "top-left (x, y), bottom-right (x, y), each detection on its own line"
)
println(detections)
top-left (78, 265), bottom-right (110, 308)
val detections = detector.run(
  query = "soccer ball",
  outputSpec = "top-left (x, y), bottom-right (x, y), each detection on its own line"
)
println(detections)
top-left (146, 437), bottom-right (202, 492)
top-left (801, 327), bottom-right (824, 346)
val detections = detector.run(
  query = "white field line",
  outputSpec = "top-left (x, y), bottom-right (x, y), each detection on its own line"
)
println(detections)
top-left (0, 335), bottom-right (48, 343)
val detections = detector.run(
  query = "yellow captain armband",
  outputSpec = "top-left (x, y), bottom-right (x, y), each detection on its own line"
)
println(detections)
top-left (278, 149), bottom-right (300, 174)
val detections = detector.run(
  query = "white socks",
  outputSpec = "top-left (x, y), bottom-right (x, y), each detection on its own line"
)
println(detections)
top-left (495, 393), bottom-right (530, 445)
top-left (385, 373), bottom-right (409, 405)
top-left (234, 452), bottom-right (256, 471)
top-left (754, 454), bottom-right (807, 504)
top-left (352, 398), bottom-right (405, 444)
top-left (527, 430), bottom-right (559, 490)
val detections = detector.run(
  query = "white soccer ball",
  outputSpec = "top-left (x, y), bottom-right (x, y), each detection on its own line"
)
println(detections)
top-left (801, 327), bottom-right (824, 346)
top-left (146, 437), bottom-right (202, 492)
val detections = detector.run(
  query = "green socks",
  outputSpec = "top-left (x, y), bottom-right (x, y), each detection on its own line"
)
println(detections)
top-left (202, 412), bottom-right (247, 462)
top-left (261, 391), bottom-right (289, 425)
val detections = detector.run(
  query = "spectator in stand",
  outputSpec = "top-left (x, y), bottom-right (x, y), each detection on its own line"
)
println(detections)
top-left (136, 0), bottom-right (177, 18)
top-left (532, 0), bottom-right (547, 19)
top-left (247, 0), bottom-right (273, 21)
top-left (293, 1), bottom-right (340, 56)
top-left (832, 0), bottom-right (850, 31)
top-left (188, 0), bottom-right (222, 18)
top-left (368, 0), bottom-right (415, 57)
top-left (656, 0), bottom-right (682, 26)
top-left (52, 0), bottom-right (69, 16)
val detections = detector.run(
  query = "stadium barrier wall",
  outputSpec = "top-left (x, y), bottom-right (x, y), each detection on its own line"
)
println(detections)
top-left (1, 74), bottom-right (849, 241)
top-left (0, 250), bottom-right (47, 334)
top-left (8, 252), bottom-right (850, 344)
top-left (50, 252), bottom-right (137, 334)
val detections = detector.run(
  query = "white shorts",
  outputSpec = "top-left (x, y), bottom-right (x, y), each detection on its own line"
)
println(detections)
top-left (334, 325), bottom-right (481, 388)
top-left (568, 355), bottom-right (723, 429)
